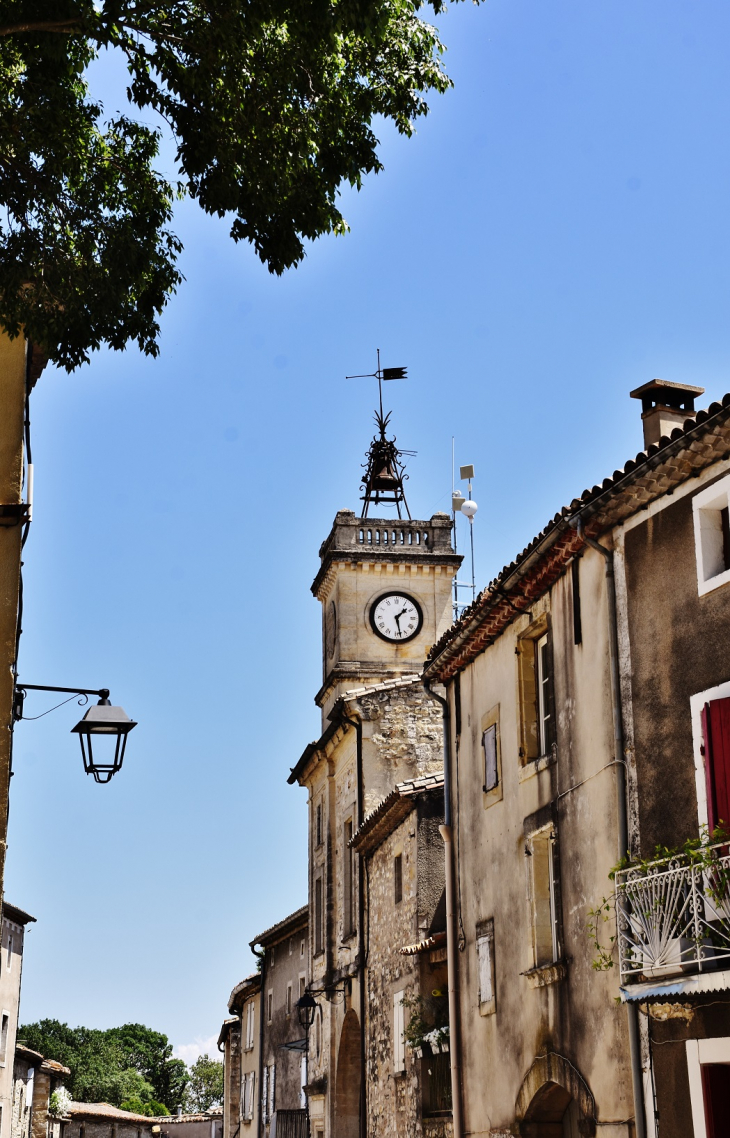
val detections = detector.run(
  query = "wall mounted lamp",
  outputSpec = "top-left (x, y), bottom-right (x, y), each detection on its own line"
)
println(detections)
top-left (13, 684), bottom-right (137, 783)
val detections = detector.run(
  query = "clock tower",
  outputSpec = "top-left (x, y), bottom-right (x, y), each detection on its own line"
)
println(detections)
top-left (312, 509), bottom-right (461, 722)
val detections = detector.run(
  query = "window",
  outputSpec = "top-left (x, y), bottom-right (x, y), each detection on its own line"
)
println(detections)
top-left (269, 947), bottom-right (275, 968)
top-left (316, 803), bottom-right (322, 847)
top-left (343, 818), bottom-right (354, 935)
top-left (517, 618), bottom-right (555, 764)
top-left (483, 725), bottom-right (498, 793)
top-left (527, 827), bottom-right (560, 968)
top-left (243, 1072), bottom-right (255, 1121)
top-left (702, 698), bottom-right (730, 832)
top-left (693, 473), bottom-right (730, 595)
top-left (686, 1036), bottom-right (730, 1138)
top-left (314, 877), bottom-right (323, 955)
top-left (268, 1065), bottom-right (276, 1120)
top-left (394, 855), bottom-right (403, 905)
top-left (299, 975), bottom-right (306, 1000)
top-left (476, 919), bottom-right (496, 1015)
top-left (5, 936), bottom-right (12, 972)
top-left (262, 1067), bottom-right (268, 1124)
top-left (393, 992), bottom-right (405, 1074)
top-left (289, 938), bottom-right (293, 956)
top-left (267, 990), bottom-right (273, 1024)
top-left (300, 939), bottom-right (305, 958)
top-left (300, 1054), bottom-right (307, 1109)
top-left (286, 983), bottom-right (292, 1016)
top-left (536, 634), bottom-right (554, 757)
top-left (315, 1013), bottom-right (321, 1060)
top-left (0, 1014), bottom-right (8, 1065)
top-left (244, 1000), bottom-right (255, 1050)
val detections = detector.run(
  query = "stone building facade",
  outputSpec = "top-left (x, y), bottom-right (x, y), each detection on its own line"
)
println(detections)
top-left (288, 509), bottom-right (460, 1138)
top-left (62, 1104), bottom-right (160, 1138)
top-left (424, 380), bottom-right (730, 1137)
top-left (0, 903), bottom-right (36, 1138)
top-left (352, 773), bottom-right (449, 1138)
top-left (220, 975), bottom-right (260, 1138)
top-left (250, 907), bottom-right (309, 1138)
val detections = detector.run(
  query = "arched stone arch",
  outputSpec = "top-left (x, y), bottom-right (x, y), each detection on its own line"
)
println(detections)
top-left (515, 1052), bottom-right (596, 1137)
top-left (335, 1009), bottom-right (361, 1138)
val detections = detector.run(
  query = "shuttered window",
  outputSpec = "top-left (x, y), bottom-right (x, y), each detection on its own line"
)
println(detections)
top-left (314, 877), bottom-right (323, 955)
top-left (702, 697), bottom-right (730, 832)
top-left (477, 934), bottom-right (492, 1004)
top-left (483, 725), bottom-right (498, 792)
top-left (393, 991), bottom-right (405, 1073)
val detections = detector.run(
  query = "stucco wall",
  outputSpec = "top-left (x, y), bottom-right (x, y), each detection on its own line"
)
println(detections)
top-left (623, 460), bottom-right (730, 852)
top-left (451, 554), bottom-right (634, 1135)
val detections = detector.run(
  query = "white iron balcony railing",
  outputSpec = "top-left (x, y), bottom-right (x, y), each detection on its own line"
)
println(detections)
top-left (615, 843), bottom-right (730, 984)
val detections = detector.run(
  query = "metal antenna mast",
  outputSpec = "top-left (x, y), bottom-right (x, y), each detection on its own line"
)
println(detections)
top-left (451, 457), bottom-right (478, 617)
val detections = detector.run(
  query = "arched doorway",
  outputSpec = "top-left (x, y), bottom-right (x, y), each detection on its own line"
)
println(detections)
top-left (335, 1009), bottom-right (361, 1138)
top-left (515, 1053), bottom-right (595, 1138)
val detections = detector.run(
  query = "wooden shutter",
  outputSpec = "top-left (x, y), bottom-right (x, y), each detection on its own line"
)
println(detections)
top-left (483, 726), bottom-right (498, 792)
top-left (702, 698), bottom-right (730, 832)
top-left (393, 991), bottom-right (405, 1072)
top-left (477, 934), bottom-right (492, 1004)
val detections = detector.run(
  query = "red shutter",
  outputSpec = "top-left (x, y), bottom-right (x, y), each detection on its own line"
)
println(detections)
top-left (702, 1064), bottom-right (730, 1138)
top-left (702, 698), bottom-right (730, 833)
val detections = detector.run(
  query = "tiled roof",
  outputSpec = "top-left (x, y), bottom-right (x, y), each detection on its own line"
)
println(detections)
top-left (41, 1058), bottom-right (71, 1077)
top-left (3, 902), bottom-right (36, 926)
top-left (227, 972), bottom-right (261, 1014)
top-left (250, 904), bottom-right (308, 950)
top-left (425, 393), bottom-right (730, 681)
top-left (341, 674), bottom-right (424, 702)
top-left (158, 1113), bottom-right (223, 1124)
top-left (67, 1104), bottom-right (158, 1123)
top-left (352, 772), bottom-right (444, 854)
top-left (400, 931), bottom-right (447, 956)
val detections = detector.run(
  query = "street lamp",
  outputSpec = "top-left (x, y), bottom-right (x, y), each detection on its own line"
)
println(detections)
top-left (296, 992), bottom-right (317, 1032)
top-left (13, 684), bottom-right (137, 784)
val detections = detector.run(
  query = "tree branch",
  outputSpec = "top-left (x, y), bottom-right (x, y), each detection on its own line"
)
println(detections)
top-left (0, 20), bottom-right (82, 36)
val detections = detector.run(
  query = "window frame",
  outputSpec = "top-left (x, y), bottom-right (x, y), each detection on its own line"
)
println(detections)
top-left (343, 816), bottom-right (354, 937)
top-left (394, 854), bottom-right (403, 905)
top-left (693, 473), bottom-right (730, 596)
top-left (525, 824), bottom-right (561, 970)
top-left (516, 614), bottom-right (556, 771)
top-left (393, 991), bottom-right (405, 1074)
top-left (686, 1036), bottom-right (730, 1138)
top-left (314, 876), bottom-right (323, 956)
top-left (476, 918), bottom-right (496, 1016)
top-left (480, 704), bottom-right (502, 807)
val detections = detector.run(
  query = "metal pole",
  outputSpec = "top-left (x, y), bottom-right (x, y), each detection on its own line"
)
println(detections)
top-left (468, 479), bottom-right (475, 604)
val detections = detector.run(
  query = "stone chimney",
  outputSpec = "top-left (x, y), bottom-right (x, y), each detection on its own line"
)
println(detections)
top-left (630, 379), bottom-right (705, 449)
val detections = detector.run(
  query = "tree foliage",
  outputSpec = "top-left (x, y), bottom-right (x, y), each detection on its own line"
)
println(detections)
top-left (183, 1054), bottom-right (224, 1114)
top-left (18, 1020), bottom-right (187, 1111)
top-left (0, 0), bottom-right (468, 369)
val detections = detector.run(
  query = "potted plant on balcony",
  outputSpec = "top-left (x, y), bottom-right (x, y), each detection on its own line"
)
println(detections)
top-left (402, 994), bottom-right (431, 1058)
top-left (424, 1026), bottom-right (450, 1055)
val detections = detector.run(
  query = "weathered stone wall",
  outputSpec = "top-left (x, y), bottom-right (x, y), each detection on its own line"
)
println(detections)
top-left (355, 683), bottom-right (444, 815)
top-left (364, 798), bottom-right (450, 1138)
top-left (64, 1122), bottom-right (155, 1138)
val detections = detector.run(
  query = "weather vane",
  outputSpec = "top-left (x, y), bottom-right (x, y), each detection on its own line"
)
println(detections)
top-left (346, 349), bottom-right (414, 519)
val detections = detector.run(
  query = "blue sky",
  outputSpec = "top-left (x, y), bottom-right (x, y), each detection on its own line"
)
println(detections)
top-left (7, 0), bottom-right (730, 1058)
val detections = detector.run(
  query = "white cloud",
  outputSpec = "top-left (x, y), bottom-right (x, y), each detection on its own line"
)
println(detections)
top-left (173, 1036), bottom-right (220, 1066)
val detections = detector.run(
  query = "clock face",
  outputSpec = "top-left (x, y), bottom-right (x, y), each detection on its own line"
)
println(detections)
top-left (370, 592), bottom-right (423, 643)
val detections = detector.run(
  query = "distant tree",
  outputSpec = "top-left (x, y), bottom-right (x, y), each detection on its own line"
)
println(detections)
top-left (107, 1024), bottom-right (188, 1111)
top-left (120, 1098), bottom-right (170, 1117)
top-left (19, 1020), bottom-right (188, 1111)
top-left (183, 1055), bottom-right (224, 1114)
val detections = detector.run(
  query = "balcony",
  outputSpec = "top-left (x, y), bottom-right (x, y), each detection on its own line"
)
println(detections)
top-left (615, 842), bottom-right (730, 987)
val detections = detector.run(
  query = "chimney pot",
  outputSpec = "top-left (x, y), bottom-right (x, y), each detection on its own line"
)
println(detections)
top-left (630, 378), bottom-right (705, 449)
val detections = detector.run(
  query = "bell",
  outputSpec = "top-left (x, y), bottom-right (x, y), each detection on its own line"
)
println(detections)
top-left (372, 463), bottom-right (399, 491)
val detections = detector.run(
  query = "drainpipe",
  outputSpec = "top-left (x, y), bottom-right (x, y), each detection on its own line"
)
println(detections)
top-left (423, 680), bottom-right (463, 1138)
top-left (252, 946), bottom-right (266, 1138)
top-left (574, 518), bottom-right (646, 1138)
top-left (340, 712), bottom-right (367, 1138)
